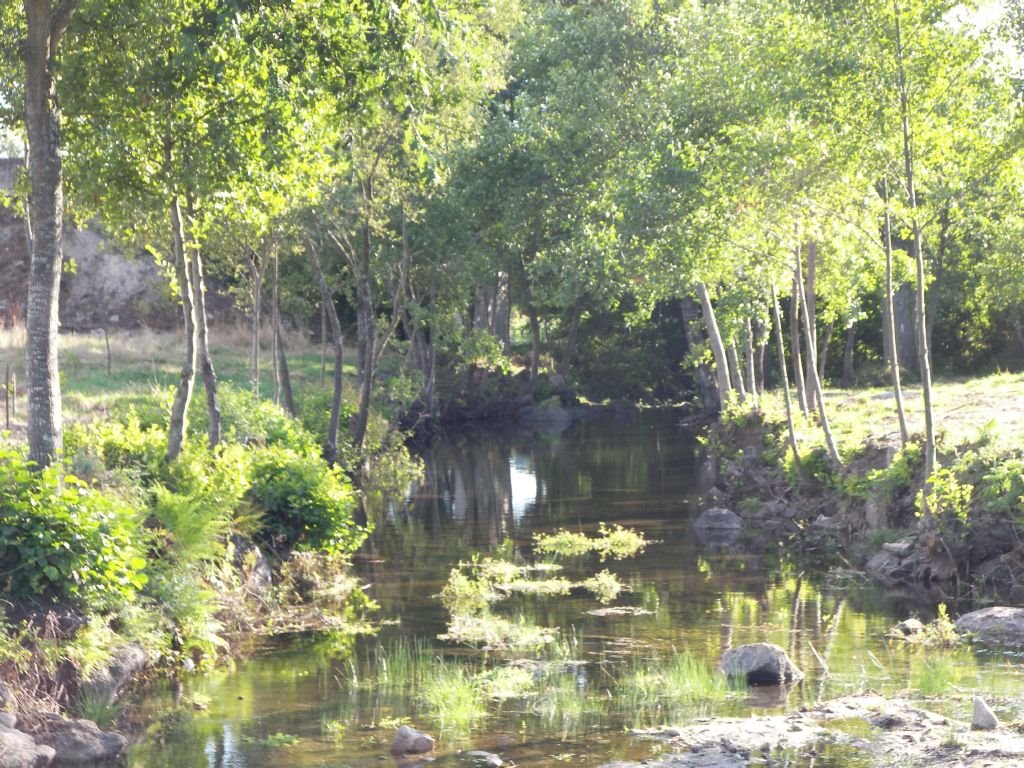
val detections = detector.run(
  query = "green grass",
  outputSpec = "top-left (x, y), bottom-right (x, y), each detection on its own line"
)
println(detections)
top-left (617, 650), bottom-right (732, 725)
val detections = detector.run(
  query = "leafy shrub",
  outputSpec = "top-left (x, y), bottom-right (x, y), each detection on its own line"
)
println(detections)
top-left (198, 384), bottom-right (318, 453)
top-left (246, 446), bottom-right (365, 554)
top-left (978, 458), bottom-right (1024, 517)
top-left (0, 448), bottom-right (147, 609)
top-left (65, 411), bottom-right (166, 483)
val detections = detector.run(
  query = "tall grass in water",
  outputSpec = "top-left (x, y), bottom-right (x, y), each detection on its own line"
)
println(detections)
top-left (418, 658), bottom-right (487, 736)
top-left (909, 654), bottom-right (960, 697)
top-left (618, 651), bottom-right (730, 725)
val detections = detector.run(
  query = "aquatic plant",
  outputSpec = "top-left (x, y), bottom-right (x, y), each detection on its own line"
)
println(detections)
top-left (439, 613), bottom-right (557, 650)
top-left (581, 569), bottom-right (623, 604)
top-left (534, 524), bottom-right (649, 561)
top-left (617, 651), bottom-right (730, 725)
top-left (418, 660), bottom-right (488, 734)
top-left (909, 654), bottom-right (960, 697)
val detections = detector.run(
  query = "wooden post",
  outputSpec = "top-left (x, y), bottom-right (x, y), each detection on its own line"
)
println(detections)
top-left (5, 364), bottom-right (9, 430)
top-left (104, 327), bottom-right (112, 377)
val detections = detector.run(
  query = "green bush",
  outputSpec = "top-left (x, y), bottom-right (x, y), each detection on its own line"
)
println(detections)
top-left (246, 446), bottom-right (366, 554)
top-left (200, 384), bottom-right (318, 453)
top-left (65, 411), bottom-right (167, 483)
top-left (151, 445), bottom-right (251, 566)
top-left (0, 448), bottom-right (147, 609)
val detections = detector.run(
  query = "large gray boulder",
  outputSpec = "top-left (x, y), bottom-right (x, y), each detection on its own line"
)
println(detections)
top-left (693, 508), bottom-right (743, 548)
top-left (720, 643), bottom-right (804, 685)
top-left (955, 606), bottom-right (1024, 646)
top-left (81, 643), bottom-right (148, 706)
top-left (390, 725), bottom-right (435, 755)
top-left (34, 717), bottom-right (126, 765)
top-left (0, 725), bottom-right (55, 768)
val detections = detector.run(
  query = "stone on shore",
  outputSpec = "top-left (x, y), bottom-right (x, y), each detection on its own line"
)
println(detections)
top-left (972, 697), bottom-right (1000, 730)
top-left (0, 726), bottom-right (55, 768)
top-left (390, 725), bottom-right (436, 755)
top-left (719, 642), bottom-right (803, 685)
top-left (955, 606), bottom-right (1024, 646)
top-left (34, 716), bottom-right (127, 765)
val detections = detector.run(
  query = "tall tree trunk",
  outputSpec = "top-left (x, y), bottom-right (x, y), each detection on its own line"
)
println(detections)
top-left (24, 0), bottom-right (79, 468)
top-left (894, 0), bottom-right (936, 493)
top-left (727, 342), bottom-right (746, 403)
top-left (271, 244), bottom-right (281, 405)
top-left (744, 316), bottom-right (758, 409)
top-left (558, 302), bottom-right (581, 376)
top-left (771, 286), bottom-right (802, 476)
top-left (817, 318), bottom-right (835, 382)
top-left (841, 322), bottom-right (856, 388)
top-left (306, 240), bottom-right (344, 464)
top-left (697, 281), bottom-right (732, 408)
top-left (804, 241), bottom-right (818, 411)
top-left (166, 196), bottom-right (196, 462)
top-left (320, 301), bottom-right (327, 387)
top-left (190, 238), bottom-right (220, 449)
top-left (790, 269), bottom-right (809, 417)
top-left (522, 278), bottom-right (542, 381)
top-left (275, 325), bottom-right (295, 416)
top-left (681, 298), bottom-right (717, 411)
top-left (754, 319), bottom-right (767, 394)
top-left (795, 243), bottom-right (842, 466)
top-left (249, 249), bottom-right (264, 397)
top-left (883, 182), bottom-right (910, 446)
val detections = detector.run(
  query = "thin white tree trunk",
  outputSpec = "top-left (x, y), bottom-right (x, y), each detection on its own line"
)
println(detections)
top-left (697, 281), bottom-right (732, 408)
top-left (882, 180), bottom-right (910, 446)
top-left (771, 286), bottom-right (801, 475)
top-left (894, 0), bottom-right (936, 501)
top-left (795, 243), bottom-right (842, 466)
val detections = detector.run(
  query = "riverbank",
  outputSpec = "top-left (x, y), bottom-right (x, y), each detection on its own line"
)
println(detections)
top-left (701, 372), bottom-right (1024, 600)
top-left (614, 692), bottom-right (1024, 768)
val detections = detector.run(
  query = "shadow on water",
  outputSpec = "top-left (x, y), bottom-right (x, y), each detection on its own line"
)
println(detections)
top-left (126, 410), bottom-right (1024, 768)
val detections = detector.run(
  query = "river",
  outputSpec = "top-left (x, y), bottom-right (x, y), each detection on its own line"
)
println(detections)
top-left (126, 409), bottom-right (1024, 768)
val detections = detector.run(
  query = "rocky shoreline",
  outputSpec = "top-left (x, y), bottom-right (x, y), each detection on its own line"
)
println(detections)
top-left (611, 692), bottom-right (1024, 768)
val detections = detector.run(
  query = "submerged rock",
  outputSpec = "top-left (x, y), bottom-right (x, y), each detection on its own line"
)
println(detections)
top-left (465, 750), bottom-right (503, 767)
top-left (34, 716), bottom-right (127, 765)
top-left (391, 725), bottom-right (436, 755)
top-left (973, 697), bottom-right (1000, 730)
top-left (0, 725), bottom-right (55, 768)
top-left (955, 606), bottom-right (1024, 646)
top-left (719, 642), bottom-right (803, 685)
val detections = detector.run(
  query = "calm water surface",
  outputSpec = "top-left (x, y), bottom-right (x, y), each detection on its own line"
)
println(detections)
top-left (127, 410), bottom-right (1024, 768)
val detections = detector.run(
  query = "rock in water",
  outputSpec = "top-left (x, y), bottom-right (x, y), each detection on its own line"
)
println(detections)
top-left (693, 508), bottom-right (743, 547)
top-left (391, 724), bottom-right (436, 755)
top-left (0, 725), bottom-right (55, 768)
top-left (720, 643), bottom-right (804, 685)
top-left (34, 716), bottom-right (127, 764)
top-left (694, 507), bottom-right (743, 531)
top-left (466, 750), bottom-right (503, 767)
top-left (972, 697), bottom-right (1000, 730)
top-left (955, 607), bottom-right (1024, 647)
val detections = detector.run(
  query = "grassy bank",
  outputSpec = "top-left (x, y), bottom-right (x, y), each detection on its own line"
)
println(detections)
top-left (0, 325), bottom-right (417, 722)
top-left (711, 371), bottom-right (1024, 593)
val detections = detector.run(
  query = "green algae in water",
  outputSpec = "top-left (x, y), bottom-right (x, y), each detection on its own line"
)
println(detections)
top-left (534, 524), bottom-right (650, 560)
